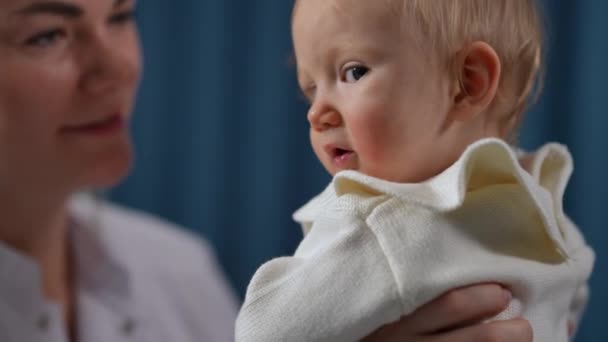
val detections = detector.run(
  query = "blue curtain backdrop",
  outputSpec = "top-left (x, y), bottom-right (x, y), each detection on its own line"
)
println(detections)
top-left (109, 1), bottom-right (607, 340)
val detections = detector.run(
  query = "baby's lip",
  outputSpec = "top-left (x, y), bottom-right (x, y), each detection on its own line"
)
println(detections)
top-left (324, 144), bottom-right (357, 170)
top-left (324, 144), bottom-right (353, 158)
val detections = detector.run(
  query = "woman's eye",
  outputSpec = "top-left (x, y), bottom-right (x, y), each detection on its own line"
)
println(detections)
top-left (25, 29), bottom-right (65, 48)
top-left (109, 9), bottom-right (137, 24)
top-left (344, 66), bottom-right (369, 83)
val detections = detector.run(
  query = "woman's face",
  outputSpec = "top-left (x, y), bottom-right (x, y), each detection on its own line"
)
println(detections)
top-left (0, 0), bottom-right (141, 194)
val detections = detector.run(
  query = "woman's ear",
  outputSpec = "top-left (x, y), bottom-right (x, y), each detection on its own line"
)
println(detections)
top-left (449, 41), bottom-right (501, 122)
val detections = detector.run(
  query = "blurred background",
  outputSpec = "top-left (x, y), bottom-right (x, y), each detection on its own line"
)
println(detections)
top-left (108, 1), bottom-right (607, 340)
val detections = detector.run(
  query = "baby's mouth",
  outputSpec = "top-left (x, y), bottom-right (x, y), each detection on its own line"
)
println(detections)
top-left (328, 146), bottom-right (356, 169)
top-left (333, 147), bottom-right (352, 158)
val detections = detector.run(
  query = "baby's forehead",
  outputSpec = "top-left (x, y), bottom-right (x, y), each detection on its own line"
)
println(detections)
top-left (293, 0), bottom-right (401, 24)
top-left (292, 0), bottom-right (405, 41)
top-left (292, 0), bottom-right (420, 63)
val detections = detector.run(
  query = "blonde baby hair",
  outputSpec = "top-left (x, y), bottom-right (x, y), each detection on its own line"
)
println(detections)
top-left (401, 0), bottom-right (544, 137)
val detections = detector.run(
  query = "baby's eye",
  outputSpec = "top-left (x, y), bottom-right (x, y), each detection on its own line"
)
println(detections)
top-left (344, 66), bottom-right (369, 83)
top-left (298, 83), bottom-right (316, 104)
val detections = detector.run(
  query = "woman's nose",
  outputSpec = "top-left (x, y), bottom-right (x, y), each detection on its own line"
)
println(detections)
top-left (78, 31), bottom-right (141, 96)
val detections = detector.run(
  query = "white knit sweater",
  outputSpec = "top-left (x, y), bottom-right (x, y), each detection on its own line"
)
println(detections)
top-left (236, 138), bottom-right (594, 342)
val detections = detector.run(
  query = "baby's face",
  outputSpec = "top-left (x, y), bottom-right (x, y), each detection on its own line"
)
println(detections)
top-left (293, 0), bottom-right (459, 183)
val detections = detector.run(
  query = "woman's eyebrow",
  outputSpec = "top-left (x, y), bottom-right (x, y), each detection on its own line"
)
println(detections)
top-left (14, 1), bottom-right (83, 18)
top-left (14, 0), bottom-right (128, 18)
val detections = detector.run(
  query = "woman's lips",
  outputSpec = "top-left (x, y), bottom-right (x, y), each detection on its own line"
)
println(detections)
top-left (60, 114), bottom-right (125, 136)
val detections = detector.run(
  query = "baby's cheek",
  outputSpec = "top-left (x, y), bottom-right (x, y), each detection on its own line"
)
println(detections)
top-left (349, 112), bottom-right (395, 163)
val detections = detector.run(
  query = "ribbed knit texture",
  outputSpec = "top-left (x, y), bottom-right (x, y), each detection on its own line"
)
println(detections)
top-left (236, 138), bottom-right (594, 342)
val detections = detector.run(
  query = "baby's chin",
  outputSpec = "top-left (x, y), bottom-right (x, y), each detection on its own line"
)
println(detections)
top-left (323, 155), bottom-right (441, 183)
top-left (359, 166), bottom-right (440, 184)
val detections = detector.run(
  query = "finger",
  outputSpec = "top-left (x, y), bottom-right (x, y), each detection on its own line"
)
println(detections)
top-left (405, 283), bottom-right (511, 334)
top-left (426, 318), bottom-right (533, 342)
top-left (360, 319), bottom-right (403, 342)
top-left (568, 320), bottom-right (575, 337)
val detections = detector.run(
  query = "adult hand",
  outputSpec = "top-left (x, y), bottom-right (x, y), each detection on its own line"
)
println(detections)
top-left (362, 284), bottom-right (533, 342)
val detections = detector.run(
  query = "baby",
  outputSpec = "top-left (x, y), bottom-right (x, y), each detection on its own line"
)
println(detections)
top-left (236, 1), bottom-right (594, 341)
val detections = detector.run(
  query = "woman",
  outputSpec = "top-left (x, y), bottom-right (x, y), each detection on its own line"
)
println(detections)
top-left (0, 0), bottom-right (532, 341)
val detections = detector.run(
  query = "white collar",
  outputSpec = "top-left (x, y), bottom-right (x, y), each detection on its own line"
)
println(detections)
top-left (292, 138), bottom-right (573, 256)
top-left (0, 194), bottom-right (137, 323)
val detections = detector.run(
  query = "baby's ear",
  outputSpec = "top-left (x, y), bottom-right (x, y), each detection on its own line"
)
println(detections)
top-left (449, 41), bottom-right (501, 122)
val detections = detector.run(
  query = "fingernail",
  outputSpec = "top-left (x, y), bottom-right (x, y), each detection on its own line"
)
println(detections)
top-left (504, 289), bottom-right (512, 302)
